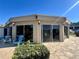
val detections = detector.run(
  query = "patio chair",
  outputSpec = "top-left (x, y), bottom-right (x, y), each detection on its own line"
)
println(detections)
top-left (13, 35), bottom-right (24, 45)
top-left (3, 36), bottom-right (11, 43)
top-left (0, 36), bottom-right (4, 41)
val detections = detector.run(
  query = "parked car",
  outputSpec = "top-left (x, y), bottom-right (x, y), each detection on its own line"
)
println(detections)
top-left (75, 29), bottom-right (79, 36)
top-left (70, 29), bottom-right (75, 33)
top-left (69, 29), bottom-right (75, 35)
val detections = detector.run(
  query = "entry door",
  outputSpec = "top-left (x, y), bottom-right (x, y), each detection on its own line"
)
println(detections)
top-left (43, 25), bottom-right (52, 42)
top-left (53, 25), bottom-right (60, 41)
top-left (25, 25), bottom-right (33, 42)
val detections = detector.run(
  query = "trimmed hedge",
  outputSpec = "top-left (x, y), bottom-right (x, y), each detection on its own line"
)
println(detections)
top-left (12, 41), bottom-right (50, 59)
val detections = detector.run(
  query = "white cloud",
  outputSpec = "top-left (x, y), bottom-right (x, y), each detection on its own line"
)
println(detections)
top-left (63, 1), bottom-right (79, 16)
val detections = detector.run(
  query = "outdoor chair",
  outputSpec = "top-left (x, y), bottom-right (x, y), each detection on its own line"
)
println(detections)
top-left (0, 36), bottom-right (4, 41)
top-left (3, 36), bottom-right (11, 43)
top-left (13, 35), bottom-right (24, 45)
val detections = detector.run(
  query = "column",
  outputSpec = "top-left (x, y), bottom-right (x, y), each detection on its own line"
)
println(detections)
top-left (33, 25), bottom-right (37, 43)
top-left (73, 26), bottom-right (75, 30)
top-left (36, 25), bottom-right (41, 43)
top-left (7, 27), bottom-right (9, 36)
top-left (12, 26), bottom-right (16, 40)
top-left (33, 24), bottom-right (41, 43)
top-left (67, 25), bottom-right (69, 38)
top-left (23, 25), bottom-right (25, 38)
top-left (59, 25), bottom-right (64, 42)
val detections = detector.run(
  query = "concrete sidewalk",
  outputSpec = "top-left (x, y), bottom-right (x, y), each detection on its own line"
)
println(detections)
top-left (0, 47), bottom-right (15, 59)
top-left (44, 36), bottom-right (79, 59)
top-left (0, 41), bottom-right (15, 59)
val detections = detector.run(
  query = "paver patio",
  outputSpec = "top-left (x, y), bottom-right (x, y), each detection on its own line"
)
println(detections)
top-left (44, 36), bottom-right (79, 59)
top-left (0, 36), bottom-right (79, 59)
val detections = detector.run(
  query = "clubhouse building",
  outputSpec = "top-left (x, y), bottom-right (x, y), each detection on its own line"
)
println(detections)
top-left (0, 14), bottom-right (70, 43)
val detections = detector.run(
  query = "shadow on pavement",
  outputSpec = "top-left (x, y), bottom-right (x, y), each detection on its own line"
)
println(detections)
top-left (0, 41), bottom-right (16, 48)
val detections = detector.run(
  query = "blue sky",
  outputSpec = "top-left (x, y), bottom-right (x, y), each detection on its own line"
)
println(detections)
top-left (0, 0), bottom-right (79, 24)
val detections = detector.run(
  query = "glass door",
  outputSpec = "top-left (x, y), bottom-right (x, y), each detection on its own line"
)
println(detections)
top-left (25, 25), bottom-right (33, 42)
top-left (42, 25), bottom-right (52, 42)
top-left (53, 25), bottom-right (60, 41)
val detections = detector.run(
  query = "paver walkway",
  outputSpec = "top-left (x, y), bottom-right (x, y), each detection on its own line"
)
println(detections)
top-left (44, 36), bottom-right (79, 59)
top-left (0, 36), bottom-right (79, 59)
top-left (0, 41), bottom-right (15, 59)
top-left (0, 47), bottom-right (15, 59)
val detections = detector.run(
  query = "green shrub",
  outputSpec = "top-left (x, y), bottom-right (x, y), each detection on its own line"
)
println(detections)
top-left (12, 41), bottom-right (50, 59)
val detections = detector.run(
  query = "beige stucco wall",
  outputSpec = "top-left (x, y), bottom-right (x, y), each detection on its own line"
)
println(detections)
top-left (59, 25), bottom-right (64, 42)
top-left (33, 24), bottom-right (42, 43)
top-left (12, 26), bottom-right (16, 40)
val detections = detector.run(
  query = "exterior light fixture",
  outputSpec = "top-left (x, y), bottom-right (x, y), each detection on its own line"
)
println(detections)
top-left (36, 20), bottom-right (40, 25)
top-left (38, 20), bottom-right (40, 25)
top-left (12, 22), bottom-right (15, 26)
top-left (63, 20), bottom-right (70, 25)
top-left (35, 15), bottom-right (40, 25)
